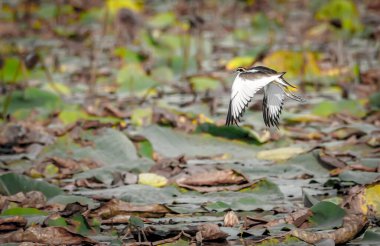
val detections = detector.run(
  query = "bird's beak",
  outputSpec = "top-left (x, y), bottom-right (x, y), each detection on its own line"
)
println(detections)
top-left (277, 78), bottom-right (296, 88)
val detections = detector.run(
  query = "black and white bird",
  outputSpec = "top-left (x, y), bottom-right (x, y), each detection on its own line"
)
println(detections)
top-left (225, 66), bottom-right (305, 128)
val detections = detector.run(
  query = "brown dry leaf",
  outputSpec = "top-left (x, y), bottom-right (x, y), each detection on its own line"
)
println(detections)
top-left (101, 214), bottom-right (131, 224)
top-left (49, 157), bottom-right (98, 170)
top-left (176, 169), bottom-right (257, 193)
top-left (60, 202), bottom-right (89, 217)
top-left (0, 123), bottom-right (53, 161)
top-left (196, 223), bottom-right (228, 242)
top-left (0, 216), bottom-right (27, 232)
top-left (0, 191), bottom-right (46, 210)
top-left (103, 103), bottom-right (130, 118)
top-left (223, 211), bottom-right (239, 227)
top-left (265, 209), bottom-right (312, 228)
top-left (179, 169), bottom-right (246, 186)
top-left (316, 149), bottom-right (347, 169)
top-left (331, 127), bottom-right (366, 140)
top-left (74, 178), bottom-right (107, 189)
top-left (90, 199), bottom-right (173, 219)
top-left (176, 169), bottom-right (256, 193)
top-left (0, 226), bottom-right (96, 245)
top-left (152, 107), bottom-right (196, 133)
top-left (0, 123), bottom-right (54, 147)
top-left (150, 155), bottom-right (187, 178)
top-left (291, 213), bottom-right (367, 244)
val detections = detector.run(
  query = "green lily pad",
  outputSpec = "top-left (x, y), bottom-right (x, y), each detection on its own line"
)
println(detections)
top-left (73, 128), bottom-right (139, 165)
top-left (189, 76), bottom-right (221, 92)
top-left (0, 88), bottom-right (61, 115)
top-left (312, 99), bottom-right (366, 118)
top-left (140, 125), bottom-right (259, 159)
top-left (309, 201), bottom-right (346, 229)
top-left (196, 123), bottom-right (267, 144)
top-left (1, 207), bottom-right (48, 216)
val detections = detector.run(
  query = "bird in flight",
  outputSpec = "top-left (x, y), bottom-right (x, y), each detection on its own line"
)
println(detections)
top-left (225, 66), bottom-right (305, 128)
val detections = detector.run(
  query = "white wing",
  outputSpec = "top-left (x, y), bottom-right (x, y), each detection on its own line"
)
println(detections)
top-left (263, 83), bottom-right (286, 128)
top-left (226, 73), bottom-right (281, 126)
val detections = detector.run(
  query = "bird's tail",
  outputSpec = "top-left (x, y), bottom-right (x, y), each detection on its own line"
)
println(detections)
top-left (284, 87), bottom-right (306, 102)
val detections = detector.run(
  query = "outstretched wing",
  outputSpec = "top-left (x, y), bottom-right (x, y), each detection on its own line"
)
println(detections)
top-left (262, 83), bottom-right (286, 128)
top-left (226, 72), bottom-right (281, 126)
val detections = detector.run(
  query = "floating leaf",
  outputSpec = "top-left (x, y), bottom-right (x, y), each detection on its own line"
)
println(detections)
top-left (148, 12), bottom-right (176, 29)
top-left (0, 173), bottom-right (63, 199)
top-left (309, 201), bottom-right (346, 229)
top-left (117, 64), bottom-right (157, 93)
top-left (315, 0), bottom-right (362, 33)
top-left (369, 92), bottom-right (380, 110)
top-left (312, 99), bottom-right (366, 118)
top-left (262, 50), bottom-right (321, 78)
top-left (47, 216), bottom-right (68, 227)
top-left (138, 173), bottom-right (168, 188)
top-left (196, 123), bottom-right (269, 144)
top-left (350, 230), bottom-right (380, 244)
top-left (225, 56), bottom-right (254, 70)
top-left (106, 0), bottom-right (143, 14)
top-left (1, 207), bottom-right (48, 216)
top-left (256, 147), bottom-right (306, 162)
top-left (189, 76), bottom-right (221, 92)
top-left (74, 128), bottom-right (139, 165)
top-left (140, 125), bottom-right (258, 160)
top-left (43, 82), bottom-right (71, 96)
top-left (0, 57), bottom-right (24, 83)
top-left (0, 88), bottom-right (61, 115)
top-left (364, 183), bottom-right (380, 218)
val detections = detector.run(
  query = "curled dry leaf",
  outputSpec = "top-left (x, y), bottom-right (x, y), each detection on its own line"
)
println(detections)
top-left (265, 208), bottom-right (312, 228)
top-left (177, 169), bottom-right (256, 192)
top-left (196, 223), bottom-right (229, 242)
top-left (102, 214), bottom-right (131, 224)
top-left (0, 216), bottom-right (27, 232)
top-left (180, 169), bottom-right (245, 186)
top-left (60, 202), bottom-right (89, 217)
top-left (0, 226), bottom-right (96, 245)
top-left (292, 213), bottom-right (367, 244)
top-left (316, 149), bottom-right (347, 169)
top-left (90, 199), bottom-right (173, 219)
top-left (344, 181), bottom-right (380, 218)
top-left (74, 178), bottom-right (107, 189)
top-left (223, 211), bottom-right (239, 227)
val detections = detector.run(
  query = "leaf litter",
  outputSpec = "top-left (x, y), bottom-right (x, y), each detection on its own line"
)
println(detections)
top-left (0, 0), bottom-right (379, 245)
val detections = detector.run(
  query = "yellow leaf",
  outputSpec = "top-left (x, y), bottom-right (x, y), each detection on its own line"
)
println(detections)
top-left (198, 114), bottom-right (214, 124)
top-left (138, 173), bottom-right (168, 188)
top-left (106, 0), bottom-right (143, 14)
top-left (43, 82), bottom-right (71, 96)
top-left (263, 50), bottom-right (321, 78)
top-left (225, 56), bottom-right (254, 70)
top-left (256, 147), bottom-right (305, 162)
top-left (364, 183), bottom-right (380, 218)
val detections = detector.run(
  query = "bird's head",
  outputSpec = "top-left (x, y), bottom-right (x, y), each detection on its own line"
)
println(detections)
top-left (235, 67), bottom-right (246, 73)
